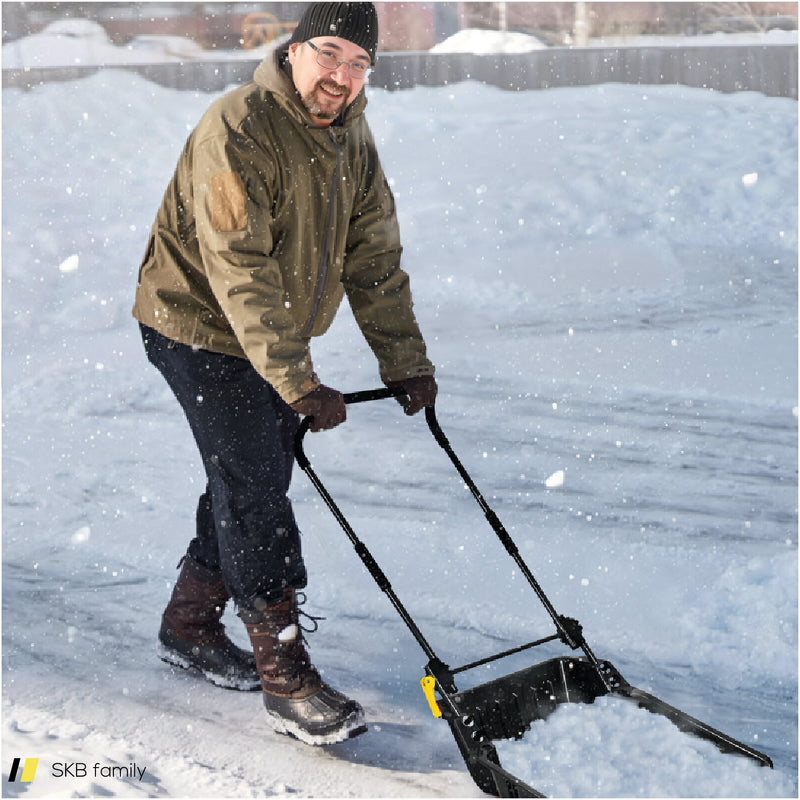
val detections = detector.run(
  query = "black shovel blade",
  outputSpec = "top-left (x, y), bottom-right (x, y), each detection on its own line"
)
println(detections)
top-left (447, 657), bottom-right (621, 742)
top-left (438, 656), bottom-right (772, 797)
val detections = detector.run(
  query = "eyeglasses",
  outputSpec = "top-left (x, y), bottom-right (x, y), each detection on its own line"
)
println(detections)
top-left (306, 41), bottom-right (371, 79)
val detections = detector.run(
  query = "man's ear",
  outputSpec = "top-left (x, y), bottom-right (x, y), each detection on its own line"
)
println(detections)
top-left (287, 42), bottom-right (301, 66)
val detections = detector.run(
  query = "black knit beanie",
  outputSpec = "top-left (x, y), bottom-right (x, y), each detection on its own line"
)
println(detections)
top-left (290, 3), bottom-right (378, 63)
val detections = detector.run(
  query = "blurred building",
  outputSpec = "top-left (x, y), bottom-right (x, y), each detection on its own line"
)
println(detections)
top-left (376, 4), bottom-right (462, 51)
top-left (3, 2), bottom-right (798, 50)
top-left (462, 2), bottom-right (798, 44)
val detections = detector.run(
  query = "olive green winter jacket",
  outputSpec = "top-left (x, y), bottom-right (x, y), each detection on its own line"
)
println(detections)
top-left (132, 46), bottom-right (433, 404)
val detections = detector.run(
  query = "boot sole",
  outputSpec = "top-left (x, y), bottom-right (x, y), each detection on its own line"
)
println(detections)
top-left (158, 643), bottom-right (261, 691)
top-left (263, 705), bottom-right (367, 746)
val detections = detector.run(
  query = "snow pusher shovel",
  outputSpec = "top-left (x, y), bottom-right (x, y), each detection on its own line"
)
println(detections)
top-left (294, 388), bottom-right (774, 797)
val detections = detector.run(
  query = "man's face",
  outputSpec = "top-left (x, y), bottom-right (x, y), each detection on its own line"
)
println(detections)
top-left (287, 36), bottom-right (371, 127)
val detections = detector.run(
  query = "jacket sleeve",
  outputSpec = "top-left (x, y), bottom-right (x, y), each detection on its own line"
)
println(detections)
top-left (192, 131), bottom-right (319, 404)
top-left (342, 129), bottom-right (435, 383)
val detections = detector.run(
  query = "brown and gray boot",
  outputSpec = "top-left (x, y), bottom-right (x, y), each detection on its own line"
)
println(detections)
top-left (159, 556), bottom-right (260, 690)
top-left (241, 590), bottom-right (366, 745)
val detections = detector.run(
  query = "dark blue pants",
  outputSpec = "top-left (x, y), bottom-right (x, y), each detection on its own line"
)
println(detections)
top-left (140, 324), bottom-right (307, 609)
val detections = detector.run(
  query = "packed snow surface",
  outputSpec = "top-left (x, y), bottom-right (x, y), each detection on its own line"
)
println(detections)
top-left (2, 57), bottom-right (797, 799)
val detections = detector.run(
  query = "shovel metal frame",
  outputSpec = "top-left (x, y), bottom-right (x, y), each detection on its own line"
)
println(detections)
top-left (294, 388), bottom-right (773, 797)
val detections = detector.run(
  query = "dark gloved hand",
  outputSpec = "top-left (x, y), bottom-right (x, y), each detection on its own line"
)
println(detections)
top-left (386, 375), bottom-right (438, 416)
top-left (290, 384), bottom-right (346, 432)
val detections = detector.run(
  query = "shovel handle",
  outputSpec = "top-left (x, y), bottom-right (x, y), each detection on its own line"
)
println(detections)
top-left (293, 387), bottom-right (611, 687)
top-left (342, 386), bottom-right (406, 405)
top-left (292, 385), bottom-right (441, 664)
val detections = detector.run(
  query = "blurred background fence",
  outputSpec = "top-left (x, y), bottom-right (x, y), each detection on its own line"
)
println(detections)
top-left (2, 44), bottom-right (796, 98)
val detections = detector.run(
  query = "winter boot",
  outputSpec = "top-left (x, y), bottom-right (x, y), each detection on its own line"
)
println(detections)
top-left (159, 556), bottom-right (260, 690)
top-left (241, 590), bottom-right (366, 745)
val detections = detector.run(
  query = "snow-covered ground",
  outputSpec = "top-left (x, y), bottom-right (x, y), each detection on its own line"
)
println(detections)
top-left (2, 41), bottom-right (797, 800)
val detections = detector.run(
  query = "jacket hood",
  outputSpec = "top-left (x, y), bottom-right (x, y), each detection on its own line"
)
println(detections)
top-left (253, 38), bottom-right (368, 127)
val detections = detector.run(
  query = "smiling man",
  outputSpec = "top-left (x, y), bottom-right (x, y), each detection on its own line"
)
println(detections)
top-left (289, 38), bottom-right (370, 122)
top-left (133, 2), bottom-right (436, 745)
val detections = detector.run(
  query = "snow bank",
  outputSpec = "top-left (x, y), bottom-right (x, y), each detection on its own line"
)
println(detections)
top-left (1, 18), bottom-right (267, 68)
top-left (430, 28), bottom-right (547, 54)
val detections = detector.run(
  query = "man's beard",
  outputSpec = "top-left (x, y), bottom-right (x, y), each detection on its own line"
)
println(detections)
top-left (301, 79), bottom-right (351, 120)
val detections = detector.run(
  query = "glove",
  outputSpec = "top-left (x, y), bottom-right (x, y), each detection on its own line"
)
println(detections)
top-left (386, 375), bottom-right (437, 416)
top-left (290, 384), bottom-right (346, 432)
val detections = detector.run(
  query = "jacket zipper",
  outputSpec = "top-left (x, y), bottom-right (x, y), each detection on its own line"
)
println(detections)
top-left (300, 131), bottom-right (342, 339)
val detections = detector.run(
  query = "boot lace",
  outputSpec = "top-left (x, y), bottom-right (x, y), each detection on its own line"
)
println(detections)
top-left (278, 592), bottom-right (326, 693)
top-left (294, 591), bottom-right (325, 635)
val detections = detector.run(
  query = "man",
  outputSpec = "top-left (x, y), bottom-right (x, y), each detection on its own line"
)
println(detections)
top-left (132, 2), bottom-right (436, 746)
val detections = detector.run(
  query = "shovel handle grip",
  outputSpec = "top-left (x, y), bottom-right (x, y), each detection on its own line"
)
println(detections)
top-left (342, 386), bottom-right (406, 405)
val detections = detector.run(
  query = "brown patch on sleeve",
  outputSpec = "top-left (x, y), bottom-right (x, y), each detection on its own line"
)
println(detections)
top-left (211, 172), bottom-right (247, 231)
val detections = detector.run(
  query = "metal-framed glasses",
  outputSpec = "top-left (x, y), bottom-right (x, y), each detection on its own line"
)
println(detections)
top-left (306, 41), bottom-right (371, 79)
